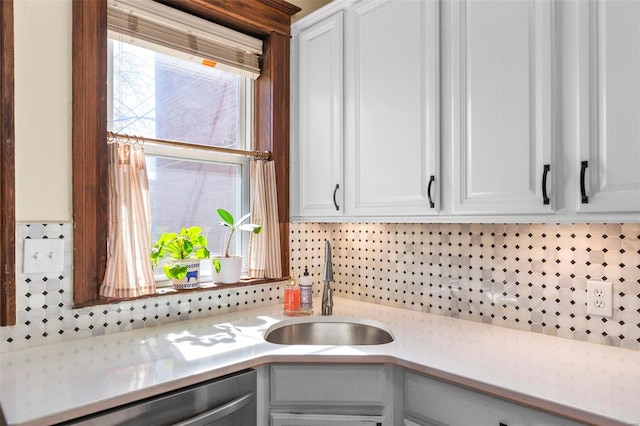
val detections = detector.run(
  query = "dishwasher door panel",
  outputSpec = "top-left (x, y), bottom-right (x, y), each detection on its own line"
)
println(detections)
top-left (61, 369), bottom-right (256, 426)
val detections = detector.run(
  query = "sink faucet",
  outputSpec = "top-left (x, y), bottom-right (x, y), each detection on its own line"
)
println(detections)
top-left (322, 240), bottom-right (334, 315)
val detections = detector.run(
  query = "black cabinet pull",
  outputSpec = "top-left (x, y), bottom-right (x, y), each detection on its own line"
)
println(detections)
top-left (427, 175), bottom-right (435, 208)
top-left (580, 160), bottom-right (589, 203)
top-left (542, 164), bottom-right (550, 205)
top-left (332, 184), bottom-right (340, 211)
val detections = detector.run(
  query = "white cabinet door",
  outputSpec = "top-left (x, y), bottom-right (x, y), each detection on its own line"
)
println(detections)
top-left (268, 364), bottom-right (391, 425)
top-left (576, 0), bottom-right (640, 213)
top-left (291, 11), bottom-right (344, 217)
top-left (451, 0), bottom-right (555, 215)
top-left (270, 364), bottom-right (386, 406)
top-left (345, 0), bottom-right (440, 216)
top-left (271, 413), bottom-right (383, 426)
top-left (405, 372), bottom-right (583, 426)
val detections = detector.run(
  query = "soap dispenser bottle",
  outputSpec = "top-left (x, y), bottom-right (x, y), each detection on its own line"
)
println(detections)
top-left (298, 266), bottom-right (313, 315)
top-left (284, 268), bottom-right (300, 316)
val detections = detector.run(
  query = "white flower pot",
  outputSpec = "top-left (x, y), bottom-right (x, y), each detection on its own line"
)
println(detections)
top-left (212, 256), bottom-right (243, 284)
top-left (171, 259), bottom-right (201, 290)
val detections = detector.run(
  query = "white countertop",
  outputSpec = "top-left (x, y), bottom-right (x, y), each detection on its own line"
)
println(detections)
top-left (1, 298), bottom-right (638, 426)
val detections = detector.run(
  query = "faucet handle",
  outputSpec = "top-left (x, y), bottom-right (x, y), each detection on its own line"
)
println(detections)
top-left (322, 283), bottom-right (333, 316)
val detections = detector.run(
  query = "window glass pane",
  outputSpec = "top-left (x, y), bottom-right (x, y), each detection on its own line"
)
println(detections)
top-left (110, 39), bottom-right (242, 149)
top-left (111, 40), bottom-right (156, 137)
top-left (147, 155), bottom-right (243, 278)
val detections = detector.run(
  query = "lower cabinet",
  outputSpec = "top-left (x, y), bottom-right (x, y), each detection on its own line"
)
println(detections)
top-left (404, 371), bottom-right (584, 426)
top-left (257, 365), bottom-right (587, 426)
top-left (261, 364), bottom-right (396, 426)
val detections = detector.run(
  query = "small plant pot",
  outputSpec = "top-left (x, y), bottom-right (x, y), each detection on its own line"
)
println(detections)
top-left (171, 259), bottom-right (201, 290)
top-left (212, 256), bottom-right (243, 284)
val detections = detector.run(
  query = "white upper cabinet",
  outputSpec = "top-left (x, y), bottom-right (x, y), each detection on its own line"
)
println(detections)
top-left (450, 0), bottom-right (555, 215)
top-left (345, 0), bottom-right (440, 216)
top-left (576, 0), bottom-right (640, 213)
top-left (291, 11), bottom-right (344, 217)
top-left (290, 0), bottom-right (640, 222)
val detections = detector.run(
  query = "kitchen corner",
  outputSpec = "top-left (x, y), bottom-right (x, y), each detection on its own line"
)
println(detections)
top-left (2, 0), bottom-right (640, 425)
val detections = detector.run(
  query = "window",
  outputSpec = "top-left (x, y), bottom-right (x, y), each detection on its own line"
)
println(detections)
top-left (108, 35), bottom-right (252, 284)
top-left (72, 0), bottom-right (298, 306)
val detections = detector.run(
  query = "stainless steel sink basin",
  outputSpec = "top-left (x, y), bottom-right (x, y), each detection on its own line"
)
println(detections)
top-left (264, 317), bottom-right (394, 345)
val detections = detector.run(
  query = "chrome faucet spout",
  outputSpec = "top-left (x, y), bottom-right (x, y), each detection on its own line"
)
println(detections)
top-left (322, 240), bottom-right (333, 282)
top-left (322, 240), bottom-right (334, 315)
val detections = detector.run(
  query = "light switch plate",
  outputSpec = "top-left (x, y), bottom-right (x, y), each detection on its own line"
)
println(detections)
top-left (23, 238), bottom-right (65, 273)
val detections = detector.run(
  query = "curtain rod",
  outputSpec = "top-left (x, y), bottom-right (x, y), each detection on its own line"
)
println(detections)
top-left (107, 131), bottom-right (271, 160)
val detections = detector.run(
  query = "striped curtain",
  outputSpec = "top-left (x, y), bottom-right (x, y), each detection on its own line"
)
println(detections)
top-left (99, 143), bottom-right (156, 298)
top-left (248, 160), bottom-right (282, 278)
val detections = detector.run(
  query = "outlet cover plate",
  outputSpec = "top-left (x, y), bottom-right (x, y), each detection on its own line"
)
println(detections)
top-left (587, 280), bottom-right (613, 318)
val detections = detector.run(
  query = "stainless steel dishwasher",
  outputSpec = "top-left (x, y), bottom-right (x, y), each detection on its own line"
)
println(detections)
top-left (61, 369), bottom-right (256, 426)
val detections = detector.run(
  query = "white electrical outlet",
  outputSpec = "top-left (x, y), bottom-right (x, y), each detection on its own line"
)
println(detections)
top-left (587, 280), bottom-right (613, 318)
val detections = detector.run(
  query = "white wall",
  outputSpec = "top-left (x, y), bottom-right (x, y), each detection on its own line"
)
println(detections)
top-left (14, 0), bottom-right (72, 221)
top-left (289, 0), bottom-right (333, 22)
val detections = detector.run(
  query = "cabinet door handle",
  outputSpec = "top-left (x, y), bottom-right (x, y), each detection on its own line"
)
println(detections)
top-left (580, 160), bottom-right (589, 203)
top-left (542, 164), bottom-right (550, 205)
top-left (333, 184), bottom-right (340, 211)
top-left (427, 175), bottom-right (435, 208)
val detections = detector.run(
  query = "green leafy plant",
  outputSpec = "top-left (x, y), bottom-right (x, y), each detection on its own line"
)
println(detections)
top-left (150, 226), bottom-right (210, 280)
top-left (213, 208), bottom-right (262, 272)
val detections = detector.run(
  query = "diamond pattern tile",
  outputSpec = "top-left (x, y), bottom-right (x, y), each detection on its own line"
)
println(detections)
top-left (1, 223), bottom-right (284, 353)
top-left (4, 221), bottom-right (639, 352)
top-left (291, 222), bottom-right (640, 351)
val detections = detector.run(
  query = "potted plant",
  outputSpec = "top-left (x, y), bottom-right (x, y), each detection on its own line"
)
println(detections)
top-left (150, 226), bottom-right (210, 290)
top-left (212, 208), bottom-right (262, 284)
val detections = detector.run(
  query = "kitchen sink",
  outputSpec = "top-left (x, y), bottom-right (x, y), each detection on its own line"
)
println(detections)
top-left (263, 316), bottom-right (394, 345)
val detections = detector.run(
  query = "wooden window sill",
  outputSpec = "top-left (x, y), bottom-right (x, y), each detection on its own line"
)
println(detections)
top-left (72, 277), bottom-right (287, 309)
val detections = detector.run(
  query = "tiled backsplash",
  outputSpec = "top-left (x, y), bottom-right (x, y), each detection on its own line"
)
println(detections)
top-left (290, 223), bottom-right (640, 351)
top-left (0, 223), bottom-right (284, 353)
top-left (3, 222), bottom-right (639, 353)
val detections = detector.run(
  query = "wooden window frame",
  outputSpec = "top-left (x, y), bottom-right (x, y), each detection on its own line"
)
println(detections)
top-left (1, 0), bottom-right (15, 326)
top-left (72, 0), bottom-right (299, 307)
